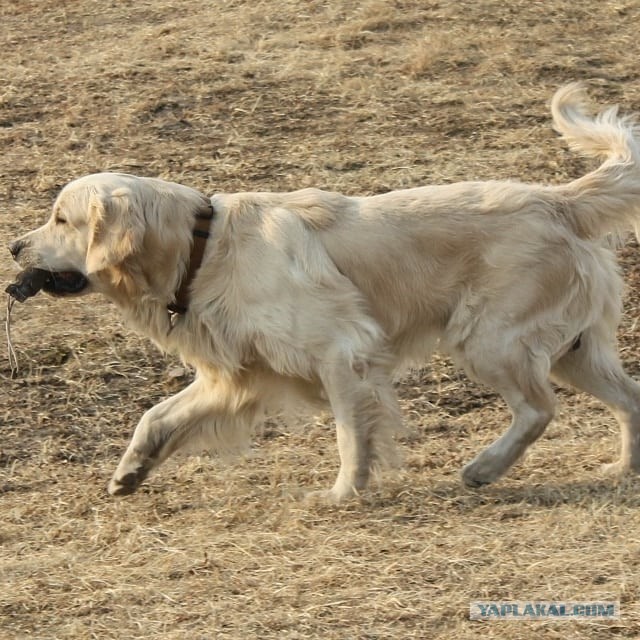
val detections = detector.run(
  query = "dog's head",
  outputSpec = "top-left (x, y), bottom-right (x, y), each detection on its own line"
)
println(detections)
top-left (8, 172), bottom-right (208, 300)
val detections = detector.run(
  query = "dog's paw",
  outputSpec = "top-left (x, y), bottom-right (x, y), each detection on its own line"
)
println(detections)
top-left (461, 459), bottom-right (502, 488)
top-left (107, 468), bottom-right (148, 496)
top-left (303, 486), bottom-right (359, 504)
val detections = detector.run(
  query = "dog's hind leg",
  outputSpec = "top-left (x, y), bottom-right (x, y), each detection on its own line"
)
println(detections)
top-left (461, 346), bottom-right (557, 487)
top-left (551, 330), bottom-right (640, 476)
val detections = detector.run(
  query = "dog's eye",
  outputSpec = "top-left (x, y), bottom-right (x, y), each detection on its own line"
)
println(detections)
top-left (55, 217), bottom-right (67, 225)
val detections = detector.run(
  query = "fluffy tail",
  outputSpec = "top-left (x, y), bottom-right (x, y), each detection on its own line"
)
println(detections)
top-left (552, 83), bottom-right (640, 240)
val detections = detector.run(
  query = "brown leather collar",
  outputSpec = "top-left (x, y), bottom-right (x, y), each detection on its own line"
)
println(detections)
top-left (167, 198), bottom-right (215, 319)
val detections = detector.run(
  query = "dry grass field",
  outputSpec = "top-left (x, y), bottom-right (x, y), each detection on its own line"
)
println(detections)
top-left (3, 0), bottom-right (640, 638)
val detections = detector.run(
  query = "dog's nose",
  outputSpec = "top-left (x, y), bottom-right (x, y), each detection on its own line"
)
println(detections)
top-left (9, 239), bottom-right (26, 260)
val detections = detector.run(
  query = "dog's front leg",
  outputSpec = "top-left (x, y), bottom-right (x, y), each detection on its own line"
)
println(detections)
top-left (108, 377), bottom-right (226, 496)
top-left (317, 355), bottom-right (402, 502)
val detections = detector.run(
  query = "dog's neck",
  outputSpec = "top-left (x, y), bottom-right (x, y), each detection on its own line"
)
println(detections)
top-left (167, 198), bottom-right (215, 320)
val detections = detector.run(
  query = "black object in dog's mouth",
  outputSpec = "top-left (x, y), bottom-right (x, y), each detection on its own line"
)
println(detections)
top-left (43, 270), bottom-right (88, 296)
top-left (6, 267), bottom-right (88, 302)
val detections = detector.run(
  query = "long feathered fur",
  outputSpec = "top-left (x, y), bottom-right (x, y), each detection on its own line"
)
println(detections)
top-left (552, 83), bottom-right (640, 240)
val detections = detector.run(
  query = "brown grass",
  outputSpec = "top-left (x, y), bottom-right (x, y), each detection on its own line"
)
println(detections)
top-left (3, 0), bottom-right (640, 638)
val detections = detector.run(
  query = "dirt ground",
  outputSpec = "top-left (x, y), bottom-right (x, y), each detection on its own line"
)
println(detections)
top-left (3, 1), bottom-right (640, 638)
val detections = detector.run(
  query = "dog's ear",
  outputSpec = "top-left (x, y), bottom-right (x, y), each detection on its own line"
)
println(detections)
top-left (86, 188), bottom-right (145, 274)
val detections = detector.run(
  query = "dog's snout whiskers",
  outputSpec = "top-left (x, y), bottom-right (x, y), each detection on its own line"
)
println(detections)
top-left (9, 239), bottom-right (26, 260)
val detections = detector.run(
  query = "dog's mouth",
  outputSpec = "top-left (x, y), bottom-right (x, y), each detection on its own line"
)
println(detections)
top-left (6, 268), bottom-right (88, 302)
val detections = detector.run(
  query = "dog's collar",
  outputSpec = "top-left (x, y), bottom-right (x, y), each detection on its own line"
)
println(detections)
top-left (167, 198), bottom-right (215, 321)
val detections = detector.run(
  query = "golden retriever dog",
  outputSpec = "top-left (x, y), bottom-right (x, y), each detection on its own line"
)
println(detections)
top-left (8, 84), bottom-right (640, 501)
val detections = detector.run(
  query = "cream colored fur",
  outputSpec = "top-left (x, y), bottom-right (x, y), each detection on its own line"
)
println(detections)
top-left (10, 84), bottom-right (640, 500)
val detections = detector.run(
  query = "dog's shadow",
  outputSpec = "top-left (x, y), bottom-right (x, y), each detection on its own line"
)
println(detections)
top-left (476, 478), bottom-right (640, 507)
top-left (368, 475), bottom-right (640, 519)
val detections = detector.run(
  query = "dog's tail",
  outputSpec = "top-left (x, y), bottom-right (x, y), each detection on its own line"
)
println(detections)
top-left (552, 83), bottom-right (640, 240)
